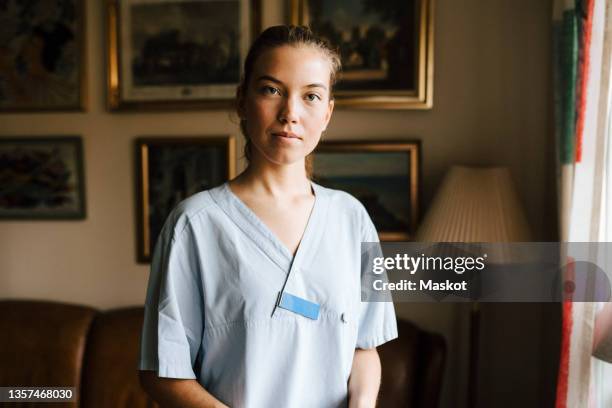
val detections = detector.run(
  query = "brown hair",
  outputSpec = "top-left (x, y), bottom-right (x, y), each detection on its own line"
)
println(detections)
top-left (235, 25), bottom-right (341, 169)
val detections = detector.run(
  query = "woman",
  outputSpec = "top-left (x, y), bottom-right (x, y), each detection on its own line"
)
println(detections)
top-left (138, 25), bottom-right (397, 408)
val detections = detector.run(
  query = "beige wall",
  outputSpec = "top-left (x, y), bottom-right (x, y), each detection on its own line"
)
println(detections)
top-left (0, 0), bottom-right (555, 407)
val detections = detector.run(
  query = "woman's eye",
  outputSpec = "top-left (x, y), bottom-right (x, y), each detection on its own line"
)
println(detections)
top-left (306, 93), bottom-right (321, 102)
top-left (262, 86), bottom-right (280, 95)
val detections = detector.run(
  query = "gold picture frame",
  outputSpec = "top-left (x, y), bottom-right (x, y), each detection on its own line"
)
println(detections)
top-left (135, 136), bottom-right (236, 262)
top-left (107, 0), bottom-right (261, 111)
top-left (313, 141), bottom-right (420, 241)
top-left (290, 0), bottom-right (434, 109)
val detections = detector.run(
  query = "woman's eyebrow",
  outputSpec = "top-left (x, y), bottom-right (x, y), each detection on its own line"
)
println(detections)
top-left (256, 75), bottom-right (327, 90)
top-left (305, 83), bottom-right (328, 90)
top-left (256, 75), bottom-right (283, 85)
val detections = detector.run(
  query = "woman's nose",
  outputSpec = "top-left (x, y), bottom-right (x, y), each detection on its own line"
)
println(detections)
top-left (278, 97), bottom-right (299, 124)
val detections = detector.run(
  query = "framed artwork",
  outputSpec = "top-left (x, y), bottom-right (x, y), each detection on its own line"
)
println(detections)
top-left (136, 136), bottom-right (236, 262)
top-left (0, 0), bottom-right (86, 111)
top-left (290, 0), bottom-right (434, 109)
top-left (0, 136), bottom-right (86, 219)
top-left (107, 0), bottom-right (261, 111)
top-left (313, 141), bottom-right (420, 240)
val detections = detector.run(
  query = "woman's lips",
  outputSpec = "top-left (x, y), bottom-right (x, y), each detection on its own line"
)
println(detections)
top-left (272, 132), bottom-right (301, 140)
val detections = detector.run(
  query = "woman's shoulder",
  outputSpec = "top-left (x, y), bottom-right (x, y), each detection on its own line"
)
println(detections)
top-left (162, 183), bottom-right (227, 237)
top-left (176, 184), bottom-right (223, 215)
top-left (312, 181), bottom-right (369, 219)
top-left (313, 182), bottom-right (378, 240)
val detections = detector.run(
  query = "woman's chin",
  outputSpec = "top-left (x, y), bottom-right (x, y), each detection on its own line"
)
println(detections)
top-left (259, 151), bottom-right (307, 167)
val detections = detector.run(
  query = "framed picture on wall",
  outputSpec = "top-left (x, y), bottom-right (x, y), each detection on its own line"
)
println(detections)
top-left (136, 136), bottom-right (236, 262)
top-left (312, 141), bottom-right (420, 240)
top-left (0, 0), bottom-right (86, 111)
top-left (107, 0), bottom-right (261, 111)
top-left (290, 0), bottom-right (434, 109)
top-left (0, 137), bottom-right (86, 219)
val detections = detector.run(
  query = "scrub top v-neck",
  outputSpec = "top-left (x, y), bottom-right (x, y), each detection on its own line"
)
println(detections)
top-left (217, 181), bottom-right (327, 288)
top-left (138, 181), bottom-right (398, 408)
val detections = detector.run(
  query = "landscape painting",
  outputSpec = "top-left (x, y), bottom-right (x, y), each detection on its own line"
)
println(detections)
top-left (109, 0), bottom-right (260, 109)
top-left (313, 141), bottom-right (419, 240)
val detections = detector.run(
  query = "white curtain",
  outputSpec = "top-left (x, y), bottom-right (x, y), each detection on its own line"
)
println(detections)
top-left (554, 0), bottom-right (612, 407)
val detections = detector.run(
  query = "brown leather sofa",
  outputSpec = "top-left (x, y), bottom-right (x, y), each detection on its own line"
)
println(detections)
top-left (0, 300), bottom-right (445, 408)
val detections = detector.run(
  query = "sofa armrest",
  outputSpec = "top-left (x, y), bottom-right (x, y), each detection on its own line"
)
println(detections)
top-left (378, 319), bottom-right (447, 408)
top-left (0, 299), bottom-right (96, 407)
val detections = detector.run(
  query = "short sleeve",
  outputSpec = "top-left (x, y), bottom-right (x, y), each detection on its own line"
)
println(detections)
top-left (356, 208), bottom-right (399, 349)
top-left (138, 212), bottom-right (204, 379)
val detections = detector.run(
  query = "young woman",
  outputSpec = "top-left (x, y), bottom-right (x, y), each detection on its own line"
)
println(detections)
top-left (138, 25), bottom-right (397, 408)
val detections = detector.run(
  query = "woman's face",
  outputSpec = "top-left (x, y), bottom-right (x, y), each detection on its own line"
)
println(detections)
top-left (241, 45), bottom-right (334, 166)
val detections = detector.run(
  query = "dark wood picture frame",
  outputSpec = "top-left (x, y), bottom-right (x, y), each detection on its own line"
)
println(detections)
top-left (0, 136), bottom-right (86, 219)
top-left (135, 136), bottom-right (236, 262)
top-left (0, 0), bottom-right (87, 112)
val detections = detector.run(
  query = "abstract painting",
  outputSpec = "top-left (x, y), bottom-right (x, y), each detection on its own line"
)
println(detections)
top-left (0, 0), bottom-right (85, 111)
top-left (0, 137), bottom-right (85, 219)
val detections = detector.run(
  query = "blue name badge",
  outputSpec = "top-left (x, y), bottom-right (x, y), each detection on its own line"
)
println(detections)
top-left (277, 292), bottom-right (320, 320)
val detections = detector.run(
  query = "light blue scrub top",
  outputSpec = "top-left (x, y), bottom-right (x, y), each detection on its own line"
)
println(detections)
top-left (138, 181), bottom-right (398, 408)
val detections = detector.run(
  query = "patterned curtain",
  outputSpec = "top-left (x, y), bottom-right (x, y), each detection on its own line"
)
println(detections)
top-left (553, 0), bottom-right (612, 407)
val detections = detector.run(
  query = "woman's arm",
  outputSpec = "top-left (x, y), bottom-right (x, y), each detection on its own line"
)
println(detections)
top-left (139, 370), bottom-right (229, 408)
top-left (347, 348), bottom-right (382, 408)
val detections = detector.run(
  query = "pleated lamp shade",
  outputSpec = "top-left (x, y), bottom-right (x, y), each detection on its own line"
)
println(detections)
top-left (416, 166), bottom-right (532, 245)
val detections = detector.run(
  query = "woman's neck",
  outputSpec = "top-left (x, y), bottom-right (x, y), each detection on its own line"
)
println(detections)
top-left (232, 156), bottom-right (312, 199)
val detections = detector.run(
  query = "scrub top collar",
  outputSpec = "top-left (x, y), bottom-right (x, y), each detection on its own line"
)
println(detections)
top-left (210, 181), bottom-right (330, 277)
